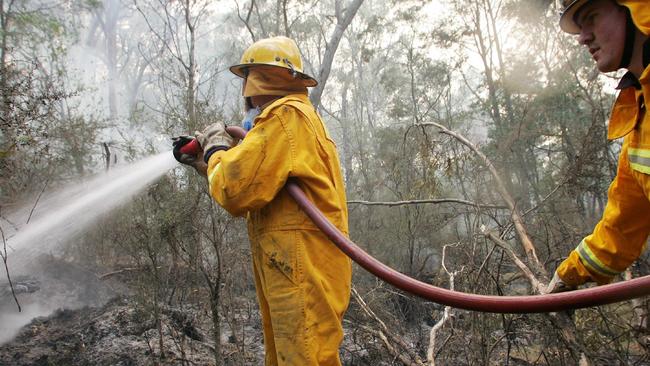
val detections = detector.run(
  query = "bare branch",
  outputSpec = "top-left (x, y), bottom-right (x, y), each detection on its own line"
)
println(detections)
top-left (480, 226), bottom-right (543, 293)
top-left (252, 0), bottom-right (267, 38)
top-left (416, 122), bottom-right (545, 275)
top-left (427, 243), bottom-right (462, 365)
top-left (310, 0), bottom-right (365, 109)
top-left (1, 226), bottom-right (20, 312)
top-left (348, 198), bottom-right (507, 209)
top-left (234, 0), bottom-right (256, 41)
top-left (26, 177), bottom-right (49, 224)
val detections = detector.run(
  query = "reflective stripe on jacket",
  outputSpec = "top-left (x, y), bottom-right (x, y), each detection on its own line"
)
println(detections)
top-left (557, 1), bottom-right (650, 286)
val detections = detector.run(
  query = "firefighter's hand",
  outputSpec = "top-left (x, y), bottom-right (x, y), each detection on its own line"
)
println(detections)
top-left (543, 271), bottom-right (576, 294)
top-left (196, 122), bottom-right (235, 159)
top-left (192, 152), bottom-right (208, 177)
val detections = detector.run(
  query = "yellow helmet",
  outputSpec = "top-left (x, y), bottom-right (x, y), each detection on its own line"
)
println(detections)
top-left (558, 0), bottom-right (631, 34)
top-left (230, 36), bottom-right (318, 87)
top-left (558, 0), bottom-right (590, 34)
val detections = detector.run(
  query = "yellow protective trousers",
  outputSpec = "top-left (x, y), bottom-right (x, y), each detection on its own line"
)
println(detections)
top-left (251, 229), bottom-right (351, 365)
top-left (206, 94), bottom-right (352, 364)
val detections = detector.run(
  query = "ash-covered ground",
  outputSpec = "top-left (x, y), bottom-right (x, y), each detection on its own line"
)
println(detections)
top-left (0, 255), bottom-right (434, 365)
top-left (1, 255), bottom-right (121, 344)
top-left (0, 256), bottom-right (266, 365)
top-left (0, 297), bottom-right (235, 365)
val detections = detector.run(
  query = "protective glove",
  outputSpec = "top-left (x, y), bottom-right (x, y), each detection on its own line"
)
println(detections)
top-left (195, 122), bottom-right (235, 163)
top-left (544, 271), bottom-right (576, 294)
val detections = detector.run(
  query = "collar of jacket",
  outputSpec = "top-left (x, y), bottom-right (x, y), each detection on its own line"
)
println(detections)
top-left (607, 27), bottom-right (650, 140)
top-left (615, 39), bottom-right (650, 90)
top-left (616, 71), bottom-right (642, 90)
top-left (256, 93), bottom-right (311, 121)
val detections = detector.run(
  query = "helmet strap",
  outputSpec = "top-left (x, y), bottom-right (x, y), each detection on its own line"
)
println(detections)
top-left (245, 97), bottom-right (254, 109)
top-left (643, 38), bottom-right (650, 69)
top-left (284, 59), bottom-right (298, 78)
top-left (619, 7), bottom-right (636, 69)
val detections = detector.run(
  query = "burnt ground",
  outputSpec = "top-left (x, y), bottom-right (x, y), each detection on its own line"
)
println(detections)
top-left (0, 256), bottom-right (265, 365)
top-left (0, 255), bottom-right (123, 345)
top-left (0, 256), bottom-right (373, 365)
top-left (4, 257), bottom-right (648, 365)
top-left (0, 297), bottom-right (221, 366)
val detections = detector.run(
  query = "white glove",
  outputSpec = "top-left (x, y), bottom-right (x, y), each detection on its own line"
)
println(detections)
top-left (544, 271), bottom-right (576, 294)
top-left (196, 122), bottom-right (235, 163)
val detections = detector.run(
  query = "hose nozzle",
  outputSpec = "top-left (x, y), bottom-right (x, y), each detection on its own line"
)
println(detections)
top-left (172, 135), bottom-right (200, 165)
top-left (172, 126), bottom-right (246, 166)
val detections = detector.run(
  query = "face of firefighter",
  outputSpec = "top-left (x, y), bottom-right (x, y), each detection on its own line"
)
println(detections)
top-left (575, 0), bottom-right (627, 73)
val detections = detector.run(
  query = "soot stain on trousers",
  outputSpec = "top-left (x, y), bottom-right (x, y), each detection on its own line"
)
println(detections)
top-left (267, 251), bottom-right (293, 278)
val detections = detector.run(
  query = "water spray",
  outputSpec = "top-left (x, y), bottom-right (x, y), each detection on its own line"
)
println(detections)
top-left (0, 151), bottom-right (178, 344)
top-left (2, 151), bottom-right (177, 270)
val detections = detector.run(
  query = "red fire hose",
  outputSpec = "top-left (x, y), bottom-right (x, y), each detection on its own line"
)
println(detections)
top-left (185, 126), bottom-right (650, 313)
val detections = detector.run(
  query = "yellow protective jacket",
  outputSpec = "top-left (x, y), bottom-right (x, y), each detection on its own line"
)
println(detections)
top-left (206, 93), bottom-right (351, 365)
top-left (206, 94), bottom-right (348, 235)
top-left (558, 0), bottom-right (650, 286)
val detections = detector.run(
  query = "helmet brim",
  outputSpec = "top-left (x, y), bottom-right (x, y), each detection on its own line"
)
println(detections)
top-left (559, 0), bottom-right (589, 34)
top-left (229, 64), bottom-right (318, 87)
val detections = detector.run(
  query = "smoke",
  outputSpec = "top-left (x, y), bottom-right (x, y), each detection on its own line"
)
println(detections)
top-left (0, 303), bottom-right (55, 345)
top-left (0, 253), bottom-right (121, 346)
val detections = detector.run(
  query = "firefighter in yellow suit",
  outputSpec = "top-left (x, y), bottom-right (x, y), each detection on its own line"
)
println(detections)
top-left (547, 0), bottom-right (650, 292)
top-left (188, 37), bottom-right (352, 365)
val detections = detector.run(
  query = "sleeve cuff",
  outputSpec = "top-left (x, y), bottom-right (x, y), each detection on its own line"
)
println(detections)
top-left (557, 250), bottom-right (613, 286)
top-left (204, 146), bottom-right (229, 164)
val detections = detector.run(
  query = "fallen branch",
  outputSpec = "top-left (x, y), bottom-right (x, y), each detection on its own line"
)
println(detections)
top-left (349, 322), bottom-right (423, 366)
top-left (503, 179), bottom-right (568, 234)
top-left (625, 269), bottom-right (648, 330)
top-left (99, 267), bottom-right (142, 279)
top-left (352, 286), bottom-right (425, 365)
top-left (480, 226), bottom-right (543, 293)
